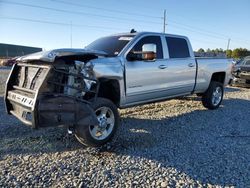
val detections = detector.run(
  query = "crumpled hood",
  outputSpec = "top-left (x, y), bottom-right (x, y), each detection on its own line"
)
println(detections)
top-left (17, 48), bottom-right (107, 62)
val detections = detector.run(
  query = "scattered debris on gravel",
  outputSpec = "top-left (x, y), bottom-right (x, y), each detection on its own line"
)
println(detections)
top-left (0, 69), bottom-right (249, 187)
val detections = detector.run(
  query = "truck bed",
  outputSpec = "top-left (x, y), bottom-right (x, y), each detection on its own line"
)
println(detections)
top-left (194, 57), bottom-right (232, 93)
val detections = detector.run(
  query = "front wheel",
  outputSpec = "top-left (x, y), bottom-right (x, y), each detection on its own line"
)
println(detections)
top-left (75, 98), bottom-right (120, 147)
top-left (201, 81), bottom-right (224, 110)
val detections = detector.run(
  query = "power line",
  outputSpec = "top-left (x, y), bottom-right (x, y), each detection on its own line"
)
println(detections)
top-left (51, 0), bottom-right (161, 19)
top-left (1, 0), bottom-right (249, 49)
top-left (116, 1), bottom-right (250, 44)
top-left (2, 16), bottom-right (249, 49)
top-left (191, 38), bottom-right (225, 46)
top-left (0, 16), bottom-right (127, 31)
top-left (168, 24), bottom-right (248, 48)
top-left (170, 20), bottom-right (229, 38)
top-left (168, 20), bottom-right (250, 45)
top-left (229, 37), bottom-right (250, 45)
top-left (1, 1), bottom-right (162, 25)
top-left (168, 22), bottom-right (228, 40)
top-left (4, 0), bottom-right (249, 45)
top-left (0, 15), bottom-right (226, 43)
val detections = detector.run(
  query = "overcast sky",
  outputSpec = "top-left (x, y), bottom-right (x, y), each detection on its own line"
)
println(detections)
top-left (0, 0), bottom-right (250, 51)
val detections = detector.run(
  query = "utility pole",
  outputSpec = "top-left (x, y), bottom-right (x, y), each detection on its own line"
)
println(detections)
top-left (226, 38), bottom-right (231, 51)
top-left (70, 21), bottom-right (72, 48)
top-left (163, 9), bottom-right (166, 33)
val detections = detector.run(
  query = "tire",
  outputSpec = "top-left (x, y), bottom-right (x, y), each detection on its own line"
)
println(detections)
top-left (196, 93), bottom-right (203, 97)
top-left (75, 97), bottom-right (120, 147)
top-left (201, 81), bottom-right (224, 110)
top-left (228, 78), bottom-right (233, 86)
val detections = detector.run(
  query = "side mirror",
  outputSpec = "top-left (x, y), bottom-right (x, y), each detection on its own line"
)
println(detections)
top-left (142, 51), bottom-right (156, 61)
top-left (127, 43), bottom-right (157, 61)
top-left (142, 43), bottom-right (156, 61)
top-left (142, 44), bottom-right (156, 53)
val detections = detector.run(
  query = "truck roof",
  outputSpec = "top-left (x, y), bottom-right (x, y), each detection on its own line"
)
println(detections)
top-left (109, 31), bottom-right (188, 39)
top-left (16, 31), bottom-right (190, 62)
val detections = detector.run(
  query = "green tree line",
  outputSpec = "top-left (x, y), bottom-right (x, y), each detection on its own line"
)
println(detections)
top-left (197, 48), bottom-right (250, 58)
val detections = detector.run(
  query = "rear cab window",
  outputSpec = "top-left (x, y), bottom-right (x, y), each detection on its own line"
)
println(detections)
top-left (166, 37), bottom-right (190, 58)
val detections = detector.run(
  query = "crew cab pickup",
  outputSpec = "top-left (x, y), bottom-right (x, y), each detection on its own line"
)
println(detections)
top-left (5, 31), bottom-right (232, 146)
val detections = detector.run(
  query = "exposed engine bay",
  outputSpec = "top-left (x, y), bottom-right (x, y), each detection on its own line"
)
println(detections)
top-left (48, 58), bottom-right (98, 100)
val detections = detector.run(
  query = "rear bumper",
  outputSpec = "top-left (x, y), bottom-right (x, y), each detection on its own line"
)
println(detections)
top-left (5, 63), bottom-right (98, 129)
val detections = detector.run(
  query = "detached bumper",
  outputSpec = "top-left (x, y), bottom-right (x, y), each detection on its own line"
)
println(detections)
top-left (5, 63), bottom-right (98, 128)
top-left (231, 75), bottom-right (250, 88)
top-left (38, 96), bottom-right (99, 128)
top-left (231, 68), bottom-right (250, 88)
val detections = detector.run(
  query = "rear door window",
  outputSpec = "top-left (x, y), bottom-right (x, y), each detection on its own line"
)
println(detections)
top-left (166, 37), bottom-right (190, 58)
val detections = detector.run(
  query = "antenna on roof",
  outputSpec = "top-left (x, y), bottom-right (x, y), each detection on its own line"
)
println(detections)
top-left (130, 29), bottom-right (136, 33)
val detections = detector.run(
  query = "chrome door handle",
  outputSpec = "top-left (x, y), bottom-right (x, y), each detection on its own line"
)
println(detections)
top-left (188, 63), bottom-right (195, 67)
top-left (158, 65), bottom-right (167, 69)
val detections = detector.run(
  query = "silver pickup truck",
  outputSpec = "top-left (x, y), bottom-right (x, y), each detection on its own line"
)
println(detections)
top-left (5, 31), bottom-right (232, 146)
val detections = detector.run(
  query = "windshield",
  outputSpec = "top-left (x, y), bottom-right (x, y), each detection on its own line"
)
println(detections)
top-left (86, 35), bottom-right (134, 57)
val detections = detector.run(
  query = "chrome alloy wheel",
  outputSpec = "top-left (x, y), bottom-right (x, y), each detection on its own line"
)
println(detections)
top-left (89, 107), bottom-right (115, 140)
top-left (212, 86), bottom-right (222, 106)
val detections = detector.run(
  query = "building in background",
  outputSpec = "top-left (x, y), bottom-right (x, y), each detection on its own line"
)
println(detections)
top-left (0, 43), bottom-right (42, 66)
top-left (0, 43), bottom-right (42, 58)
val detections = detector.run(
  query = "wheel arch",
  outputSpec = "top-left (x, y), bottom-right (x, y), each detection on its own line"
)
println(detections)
top-left (97, 78), bottom-right (121, 107)
top-left (210, 72), bottom-right (226, 85)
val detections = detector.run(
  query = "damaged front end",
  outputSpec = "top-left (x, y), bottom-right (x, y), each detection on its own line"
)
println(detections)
top-left (5, 49), bottom-right (105, 129)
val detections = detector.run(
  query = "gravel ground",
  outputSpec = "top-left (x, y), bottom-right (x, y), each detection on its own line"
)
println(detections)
top-left (0, 69), bottom-right (249, 187)
top-left (0, 68), bottom-right (10, 95)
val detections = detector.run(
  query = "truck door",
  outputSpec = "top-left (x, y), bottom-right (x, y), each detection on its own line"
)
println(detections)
top-left (124, 35), bottom-right (196, 105)
top-left (164, 36), bottom-right (196, 95)
top-left (124, 35), bottom-right (168, 104)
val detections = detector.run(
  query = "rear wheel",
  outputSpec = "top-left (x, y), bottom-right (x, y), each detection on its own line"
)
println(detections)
top-left (201, 81), bottom-right (224, 110)
top-left (75, 98), bottom-right (120, 147)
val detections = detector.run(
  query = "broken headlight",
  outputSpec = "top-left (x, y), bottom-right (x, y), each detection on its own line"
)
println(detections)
top-left (81, 62), bottom-right (96, 90)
